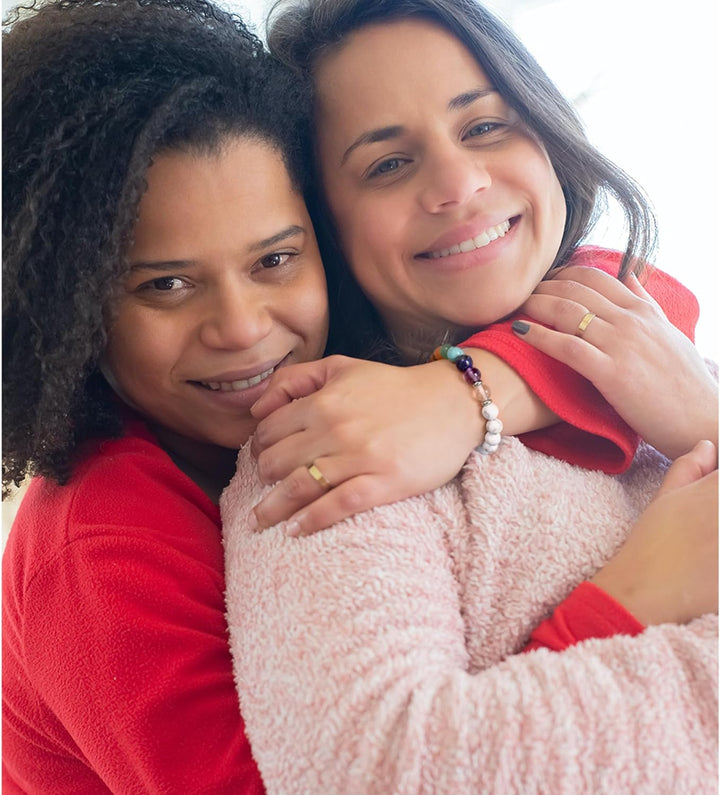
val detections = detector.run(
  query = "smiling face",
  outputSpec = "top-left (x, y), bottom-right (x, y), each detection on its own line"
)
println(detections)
top-left (103, 137), bottom-right (328, 471)
top-left (314, 18), bottom-right (567, 350)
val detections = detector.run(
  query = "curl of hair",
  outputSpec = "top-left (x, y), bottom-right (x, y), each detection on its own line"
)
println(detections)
top-left (267, 0), bottom-right (657, 360)
top-left (3, 0), bottom-right (313, 493)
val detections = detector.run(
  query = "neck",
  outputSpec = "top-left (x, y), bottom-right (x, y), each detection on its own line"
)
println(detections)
top-left (149, 423), bottom-right (239, 504)
top-left (386, 319), bottom-right (472, 365)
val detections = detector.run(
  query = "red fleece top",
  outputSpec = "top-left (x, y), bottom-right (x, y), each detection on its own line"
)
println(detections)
top-left (462, 247), bottom-right (699, 473)
top-left (2, 248), bottom-right (695, 792)
top-left (3, 422), bottom-right (264, 794)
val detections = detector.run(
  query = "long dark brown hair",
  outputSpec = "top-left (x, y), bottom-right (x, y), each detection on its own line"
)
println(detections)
top-left (267, 0), bottom-right (657, 360)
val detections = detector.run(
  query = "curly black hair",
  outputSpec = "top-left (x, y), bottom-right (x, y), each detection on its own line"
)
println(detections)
top-left (2, 0), bottom-right (313, 495)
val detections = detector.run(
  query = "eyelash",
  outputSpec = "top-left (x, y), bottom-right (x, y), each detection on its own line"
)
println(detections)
top-left (366, 156), bottom-right (411, 180)
top-left (464, 120), bottom-right (503, 139)
top-left (140, 276), bottom-right (188, 293)
top-left (365, 120), bottom-right (506, 180)
top-left (257, 251), bottom-right (293, 270)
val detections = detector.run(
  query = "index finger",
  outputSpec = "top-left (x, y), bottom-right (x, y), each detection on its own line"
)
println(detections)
top-left (251, 359), bottom-right (330, 420)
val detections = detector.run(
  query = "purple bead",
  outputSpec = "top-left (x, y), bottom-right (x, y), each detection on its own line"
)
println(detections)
top-left (455, 354), bottom-right (473, 371)
top-left (463, 366), bottom-right (481, 384)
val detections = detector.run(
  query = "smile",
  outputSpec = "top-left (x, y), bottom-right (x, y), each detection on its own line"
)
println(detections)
top-left (199, 367), bottom-right (274, 392)
top-left (422, 219), bottom-right (511, 259)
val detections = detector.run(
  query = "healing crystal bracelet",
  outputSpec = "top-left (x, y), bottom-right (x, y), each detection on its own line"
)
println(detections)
top-left (431, 344), bottom-right (503, 455)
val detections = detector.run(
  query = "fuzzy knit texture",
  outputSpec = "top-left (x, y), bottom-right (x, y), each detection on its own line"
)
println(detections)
top-left (222, 439), bottom-right (718, 795)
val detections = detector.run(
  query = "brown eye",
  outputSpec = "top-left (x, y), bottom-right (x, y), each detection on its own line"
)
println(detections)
top-left (150, 276), bottom-right (184, 290)
top-left (259, 253), bottom-right (289, 269)
top-left (466, 121), bottom-right (500, 138)
top-left (367, 156), bottom-right (411, 179)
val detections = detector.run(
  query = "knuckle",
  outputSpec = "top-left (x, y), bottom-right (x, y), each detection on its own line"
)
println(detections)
top-left (256, 450), bottom-right (280, 484)
top-left (282, 468), bottom-right (312, 500)
top-left (557, 334), bottom-right (587, 364)
top-left (335, 482), bottom-right (372, 515)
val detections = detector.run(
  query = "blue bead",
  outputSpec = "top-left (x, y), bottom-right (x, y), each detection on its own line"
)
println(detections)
top-left (455, 354), bottom-right (473, 371)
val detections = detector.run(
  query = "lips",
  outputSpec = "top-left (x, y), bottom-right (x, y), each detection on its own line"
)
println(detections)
top-left (418, 218), bottom-right (514, 259)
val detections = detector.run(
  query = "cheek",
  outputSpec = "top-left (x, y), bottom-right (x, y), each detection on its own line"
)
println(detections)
top-left (104, 312), bottom-right (171, 391)
top-left (291, 268), bottom-right (330, 351)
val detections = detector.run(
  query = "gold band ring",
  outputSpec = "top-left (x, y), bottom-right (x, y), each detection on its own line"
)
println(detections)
top-left (576, 311), bottom-right (597, 335)
top-left (307, 462), bottom-right (332, 491)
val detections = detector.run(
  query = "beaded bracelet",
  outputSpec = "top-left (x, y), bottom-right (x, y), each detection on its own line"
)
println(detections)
top-left (431, 344), bottom-right (503, 455)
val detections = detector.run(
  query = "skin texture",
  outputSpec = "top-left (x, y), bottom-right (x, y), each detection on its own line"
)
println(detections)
top-left (516, 266), bottom-right (719, 459)
top-left (314, 18), bottom-right (567, 356)
top-left (102, 137), bottom-right (329, 498)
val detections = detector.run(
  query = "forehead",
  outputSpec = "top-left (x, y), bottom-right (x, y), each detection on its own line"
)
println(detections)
top-left (130, 137), bottom-right (303, 259)
top-left (314, 18), bottom-right (492, 142)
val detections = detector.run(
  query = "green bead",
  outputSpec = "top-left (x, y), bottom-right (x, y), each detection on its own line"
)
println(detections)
top-left (446, 345), bottom-right (464, 362)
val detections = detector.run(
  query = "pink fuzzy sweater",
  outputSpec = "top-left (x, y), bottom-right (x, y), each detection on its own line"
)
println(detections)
top-left (222, 439), bottom-right (717, 794)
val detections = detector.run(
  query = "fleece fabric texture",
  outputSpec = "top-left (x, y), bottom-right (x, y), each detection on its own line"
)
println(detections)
top-left (2, 420), bottom-right (264, 794)
top-left (222, 439), bottom-right (717, 795)
top-left (464, 247), bottom-right (700, 474)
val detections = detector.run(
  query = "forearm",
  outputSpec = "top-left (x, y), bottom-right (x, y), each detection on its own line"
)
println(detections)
top-left (224, 500), bottom-right (716, 795)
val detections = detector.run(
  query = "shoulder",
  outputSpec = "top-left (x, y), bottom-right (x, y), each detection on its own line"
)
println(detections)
top-left (5, 420), bottom-right (221, 591)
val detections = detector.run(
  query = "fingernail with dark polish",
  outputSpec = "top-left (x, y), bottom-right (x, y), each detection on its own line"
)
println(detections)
top-left (512, 320), bottom-right (530, 335)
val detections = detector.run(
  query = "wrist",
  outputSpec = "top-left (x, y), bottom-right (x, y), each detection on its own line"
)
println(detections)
top-left (462, 348), bottom-right (557, 435)
top-left (430, 345), bottom-right (503, 454)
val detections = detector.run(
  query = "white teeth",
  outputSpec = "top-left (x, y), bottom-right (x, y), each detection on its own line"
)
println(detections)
top-left (429, 219), bottom-right (511, 259)
top-left (200, 367), bottom-right (274, 393)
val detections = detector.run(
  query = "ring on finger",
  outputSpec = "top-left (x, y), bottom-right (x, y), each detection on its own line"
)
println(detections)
top-left (576, 311), bottom-right (597, 336)
top-left (306, 462), bottom-right (332, 491)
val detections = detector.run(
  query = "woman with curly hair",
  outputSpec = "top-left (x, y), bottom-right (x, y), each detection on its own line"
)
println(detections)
top-left (2, 0), bottom-right (328, 789)
top-left (2, 0), bottom-right (715, 791)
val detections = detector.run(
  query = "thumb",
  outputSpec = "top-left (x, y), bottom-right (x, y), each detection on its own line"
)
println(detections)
top-left (656, 440), bottom-right (717, 496)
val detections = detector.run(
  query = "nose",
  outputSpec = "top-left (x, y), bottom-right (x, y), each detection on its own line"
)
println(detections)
top-left (417, 142), bottom-right (491, 214)
top-left (198, 280), bottom-right (273, 351)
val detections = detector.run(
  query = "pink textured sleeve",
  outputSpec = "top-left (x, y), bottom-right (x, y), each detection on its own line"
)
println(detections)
top-left (223, 450), bottom-right (717, 794)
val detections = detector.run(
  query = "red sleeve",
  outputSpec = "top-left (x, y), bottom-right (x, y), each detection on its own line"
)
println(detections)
top-left (461, 246), bottom-right (700, 473)
top-left (522, 581), bottom-right (645, 653)
top-left (4, 455), bottom-right (264, 793)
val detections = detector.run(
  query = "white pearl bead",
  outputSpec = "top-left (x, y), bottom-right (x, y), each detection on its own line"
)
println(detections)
top-left (481, 402), bottom-right (499, 420)
top-left (484, 432), bottom-right (502, 446)
top-left (486, 419), bottom-right (503, 434)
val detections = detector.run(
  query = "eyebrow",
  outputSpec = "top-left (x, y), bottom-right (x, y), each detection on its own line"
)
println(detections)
top-left (248, 224), bottom-right (306, 253)
top-left (340, 87), bottom-right (497, 165)
top-left (129, 225), bottom-right (307, 271)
